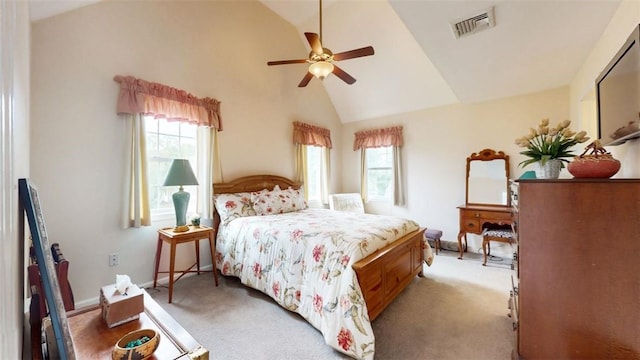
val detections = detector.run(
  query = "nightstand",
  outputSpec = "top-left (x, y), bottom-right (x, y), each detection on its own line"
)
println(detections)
top-left (153, 225), bottom-right (219, 303)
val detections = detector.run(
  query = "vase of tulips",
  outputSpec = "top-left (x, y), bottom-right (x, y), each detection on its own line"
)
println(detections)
top-left (514, 118), bottom-right (590, 179)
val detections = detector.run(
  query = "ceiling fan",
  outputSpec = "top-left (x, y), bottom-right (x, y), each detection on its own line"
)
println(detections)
top-left (267, 0), bottom-right (375, 87)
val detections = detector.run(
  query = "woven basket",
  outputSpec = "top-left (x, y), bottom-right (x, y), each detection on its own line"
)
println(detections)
top-left (112, 329), bottom-right (159, 360)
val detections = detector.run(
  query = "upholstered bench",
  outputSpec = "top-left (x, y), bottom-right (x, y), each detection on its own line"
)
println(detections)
top-left (482, 228), bottom-right (514, 266)
top-left (425, 229), bottom-right (443, 255)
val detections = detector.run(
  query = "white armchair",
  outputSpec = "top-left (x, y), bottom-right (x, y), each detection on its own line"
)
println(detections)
top-left (328, 193), bottom-right (365, 213)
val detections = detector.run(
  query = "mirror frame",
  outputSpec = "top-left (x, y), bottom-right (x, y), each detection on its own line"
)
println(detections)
top-left (465, 148), bottom-right (510, 207)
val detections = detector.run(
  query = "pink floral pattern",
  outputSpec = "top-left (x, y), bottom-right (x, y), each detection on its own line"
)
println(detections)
top-left (214, 192), bottom-right (256, 223)
top-left (251, 186), bottom-right (307, 216)
top-left (215, 208), bottom-right (419, 359)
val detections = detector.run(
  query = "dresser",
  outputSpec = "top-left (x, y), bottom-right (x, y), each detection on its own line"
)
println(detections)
top-left (510, 179), bottom-right (640, 359)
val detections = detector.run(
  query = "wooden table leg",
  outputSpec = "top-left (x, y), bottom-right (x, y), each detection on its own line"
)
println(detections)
top-left (208, 231), bottom-right (219, 286)
top-left (153, 236), bottom-right (163, 288)
top-left (195, 240), bottom-right (200, 275)
top-left (457, 231), bottom-right (465, 259)
top-left (168, 240), bottom-right (177, 303)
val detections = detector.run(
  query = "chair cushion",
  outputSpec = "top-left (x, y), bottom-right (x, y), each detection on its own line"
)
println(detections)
top-left (483, 229), bottom-right (514, 238)
top-left (425, 229), bottom-right (443, 240)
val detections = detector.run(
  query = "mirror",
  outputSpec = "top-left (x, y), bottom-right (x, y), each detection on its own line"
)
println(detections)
top-left (465, 149), bottom-right (510, 206)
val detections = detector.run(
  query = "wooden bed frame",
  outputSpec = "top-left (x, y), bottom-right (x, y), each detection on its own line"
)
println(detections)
top-left (212, 174), bottom-right (426, 321)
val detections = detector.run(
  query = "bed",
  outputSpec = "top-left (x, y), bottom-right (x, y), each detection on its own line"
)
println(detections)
top-left (212, 175), bottom-right (427, 359)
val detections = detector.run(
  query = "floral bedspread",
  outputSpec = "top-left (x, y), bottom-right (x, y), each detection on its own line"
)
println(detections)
top-left (215, 208), bottom-right (420, 359)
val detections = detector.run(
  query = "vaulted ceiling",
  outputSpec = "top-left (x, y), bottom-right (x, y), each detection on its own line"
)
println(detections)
top-left (30, 0), bottom-right (621, 123)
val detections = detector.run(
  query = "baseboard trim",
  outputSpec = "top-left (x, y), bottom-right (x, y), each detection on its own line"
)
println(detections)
top-left (74, 264), bottom-right (215, 308)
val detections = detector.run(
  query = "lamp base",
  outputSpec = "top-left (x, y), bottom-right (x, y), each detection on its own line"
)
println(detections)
top-left (171, 188), bottom-right (191, 233)
top-left (172, 225), bottom-right (190, 233)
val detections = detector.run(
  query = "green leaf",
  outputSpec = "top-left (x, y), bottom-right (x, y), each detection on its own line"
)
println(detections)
top-left (352, 313), bottom-right (368, 336)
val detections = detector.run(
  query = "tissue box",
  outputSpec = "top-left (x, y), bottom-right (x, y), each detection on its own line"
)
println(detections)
top-left (100, 283), bottom-right (144, 328)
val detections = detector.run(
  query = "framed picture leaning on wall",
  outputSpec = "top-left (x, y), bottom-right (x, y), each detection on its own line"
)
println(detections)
top-left (19, 178), bottom-right (76, 360)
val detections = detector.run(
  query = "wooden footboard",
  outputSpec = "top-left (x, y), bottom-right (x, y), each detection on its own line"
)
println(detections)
top-left (353, 228), bottom-right (426, 321)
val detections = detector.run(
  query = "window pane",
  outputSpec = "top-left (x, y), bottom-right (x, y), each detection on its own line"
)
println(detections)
top-left (366, 147), bottom-right (393, 201)
top-left (181, 123), bottom-right (197, 137)
top-left (159, 134), bottom-right (179, 158)
top-left (158, 118), bottom-right (180, 135)
top-left (180, 137), bottom-right (197, 157)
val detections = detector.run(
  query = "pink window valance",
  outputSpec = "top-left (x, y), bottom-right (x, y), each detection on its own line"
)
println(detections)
top-left (293, 121), bottom-right (333, 148)
top-left (113, 75), bottom-right (222, 130)
top-left (353, 126), bottom-right (403, 150)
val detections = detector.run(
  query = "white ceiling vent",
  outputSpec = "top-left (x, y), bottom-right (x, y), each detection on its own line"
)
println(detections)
top-left (450, 7), bottom-right (495, 39)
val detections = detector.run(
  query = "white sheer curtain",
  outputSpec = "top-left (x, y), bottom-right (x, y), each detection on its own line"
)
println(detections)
top-left (196, 127), bottom-right (224, 221)
top-left (392, 146), bottom-right (404, 206)
top-left (122, 113), bottom-right (150, 228)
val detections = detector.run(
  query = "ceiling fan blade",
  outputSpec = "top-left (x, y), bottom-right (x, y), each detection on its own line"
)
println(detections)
top-left (267, 59), bottom-right (308, 66)
top-left (305, 32), bottom-right (323, 55)
top-left (333, 46), bottom-right (375, 61)
top-left (298, 72), bottom-right (314, 87)
top-left (332, 65), bottom-right (356, 85)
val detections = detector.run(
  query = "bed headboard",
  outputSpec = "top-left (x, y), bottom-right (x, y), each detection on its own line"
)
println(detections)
top-left (213, 174), bottom-right (301, 195)
top-left (212, 175), bottom-right (302, 233)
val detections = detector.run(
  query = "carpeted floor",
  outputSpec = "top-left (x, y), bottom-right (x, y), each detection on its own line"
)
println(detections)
top-left (148, 250), bottom-right (514, 359)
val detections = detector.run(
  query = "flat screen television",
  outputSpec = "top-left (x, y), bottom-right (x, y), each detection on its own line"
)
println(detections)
top-left (596, 24), bottom-right (640, 146)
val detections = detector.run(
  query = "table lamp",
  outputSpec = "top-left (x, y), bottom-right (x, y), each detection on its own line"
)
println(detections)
top-left (163, 159), bottom-right (199, 232)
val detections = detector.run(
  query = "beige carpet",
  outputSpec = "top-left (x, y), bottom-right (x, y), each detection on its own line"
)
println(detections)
top-left (148, 250), bottom-right (514, 359)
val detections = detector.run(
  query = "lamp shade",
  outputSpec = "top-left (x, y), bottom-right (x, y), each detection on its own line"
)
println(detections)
top-left (163, 159), bottom-right (198, 187)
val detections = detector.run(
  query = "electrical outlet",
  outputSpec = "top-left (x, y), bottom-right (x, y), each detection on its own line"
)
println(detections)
top-left (109, 253), bottom-right (119, 267)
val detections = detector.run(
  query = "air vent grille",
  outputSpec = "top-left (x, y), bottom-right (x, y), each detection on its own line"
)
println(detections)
top-left (451, 7), bottom-right (495, 39)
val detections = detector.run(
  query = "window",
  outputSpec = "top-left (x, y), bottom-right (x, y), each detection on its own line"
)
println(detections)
top-left (305, 145), bottom-right (327, 204)
top-left (366, 146), bottom-right (393, 201)
top-left (292, 121), bottom-right (332, 206)
top-left (145, 117), bottom-right (198, 218)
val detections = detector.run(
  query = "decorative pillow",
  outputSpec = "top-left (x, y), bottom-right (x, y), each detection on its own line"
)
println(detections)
top-left (282, 186), bottom-right (308, 211)
top-left (214, 192), bottom-right (256, 222)
top-left (251, 186), bottom-right (287, 216)
top-left (251, 186), bottom-right (307, 216)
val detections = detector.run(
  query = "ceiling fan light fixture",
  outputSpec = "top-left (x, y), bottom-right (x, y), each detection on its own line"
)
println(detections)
top-left (266, 0), bottom-right (373, 87)
top-left (309, 61), bottom-right (334, 79)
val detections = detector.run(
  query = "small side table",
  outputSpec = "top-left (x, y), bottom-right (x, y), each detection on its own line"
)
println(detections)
top-left (153, 225), bottom-right (219, 303)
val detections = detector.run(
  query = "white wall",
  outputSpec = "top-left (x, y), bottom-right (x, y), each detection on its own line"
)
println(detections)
top-left (30, 1), bottom-right (342, 305)
top-left (571, 0), bottom-right (640, 176)
top-left (1, 0), bottom-right (30, 358)
top-left (341, 86), bottom-right (570, 254)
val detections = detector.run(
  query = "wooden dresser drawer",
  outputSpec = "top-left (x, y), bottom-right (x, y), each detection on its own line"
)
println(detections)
top-left (460, 218), bottom-right (480, 232)
top-left (460, 209), bottom-right (512, 222)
